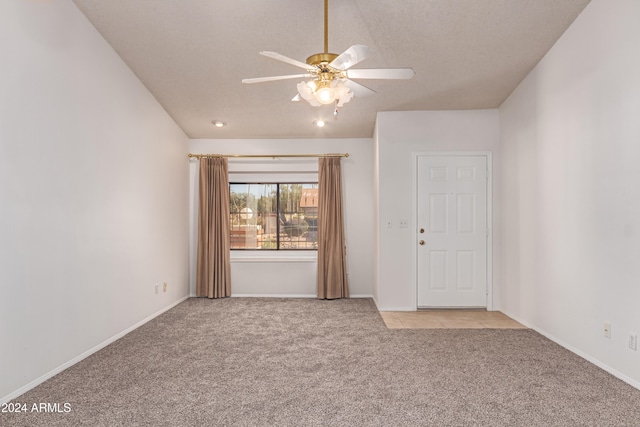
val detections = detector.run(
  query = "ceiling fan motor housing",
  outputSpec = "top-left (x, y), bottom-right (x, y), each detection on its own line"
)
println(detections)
top-left (306, 52), bottom-right (339, 67)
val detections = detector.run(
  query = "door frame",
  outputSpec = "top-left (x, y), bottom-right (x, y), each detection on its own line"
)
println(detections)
top-left (411, 151), bottom-right (493, 311)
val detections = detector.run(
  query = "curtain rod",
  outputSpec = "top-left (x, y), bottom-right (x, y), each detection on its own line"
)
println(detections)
top-left (188, 153), bottom-right (349, 159)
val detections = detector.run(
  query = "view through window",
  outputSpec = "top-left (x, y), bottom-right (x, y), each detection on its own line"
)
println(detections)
top-left (230, 183), bottom-right (318, 250)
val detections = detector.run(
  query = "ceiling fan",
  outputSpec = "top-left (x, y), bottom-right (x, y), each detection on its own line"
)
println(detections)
top-left (241, 0), bottom-right (415, 108)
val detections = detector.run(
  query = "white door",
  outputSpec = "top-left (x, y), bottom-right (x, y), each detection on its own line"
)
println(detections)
top-left (417, 155), bottom-right (488, 308)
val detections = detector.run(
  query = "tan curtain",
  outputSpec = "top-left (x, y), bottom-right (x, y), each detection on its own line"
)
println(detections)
top-left (196, 157), bottom-right (231, 298)
top-left (317, 157), bottom-right (349, 299)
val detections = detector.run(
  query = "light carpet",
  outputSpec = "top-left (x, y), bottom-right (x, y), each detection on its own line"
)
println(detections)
top-left (2, 298), bottom-right (640, 426)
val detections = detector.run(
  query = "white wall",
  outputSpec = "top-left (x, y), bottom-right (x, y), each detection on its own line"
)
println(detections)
top-left (372, 121), bottom-right (381, 304)
top-left (189, 138), bottom-right (374, 297)
top-left (499, 0), bottom-right (640, 387)
top-left (0, 1), bottom-right (189, 402)
top-left (375, 110), bottom-right (501, 310)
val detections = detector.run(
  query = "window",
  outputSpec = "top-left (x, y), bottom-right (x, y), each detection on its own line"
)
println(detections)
top-left (229, 183), bottom-right (318, 250)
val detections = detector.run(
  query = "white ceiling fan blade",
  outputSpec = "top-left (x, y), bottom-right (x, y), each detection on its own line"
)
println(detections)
top-left (347, 68), bottom-right (415, 80)
top-left (329, 45), bottom-right (374, 70)
top-left (259, 51), bottom-right (312, 70)
top-left (345, 79), bottom-right (376, 97)
top-left (242, 74), bottom-right (311, 84)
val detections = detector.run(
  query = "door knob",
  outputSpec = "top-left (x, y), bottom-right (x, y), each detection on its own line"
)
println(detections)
top-left (419, 240), bottom-right (425, 245)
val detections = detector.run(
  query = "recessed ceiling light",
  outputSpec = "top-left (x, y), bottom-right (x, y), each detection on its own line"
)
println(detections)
top-left (314, 120), bottom-right (326, 128)
top-left (211, 120), bottom-right (226, 128)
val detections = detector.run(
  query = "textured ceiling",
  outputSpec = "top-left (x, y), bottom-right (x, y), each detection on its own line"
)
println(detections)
top-left (72, 0), bottom-right (591, 139)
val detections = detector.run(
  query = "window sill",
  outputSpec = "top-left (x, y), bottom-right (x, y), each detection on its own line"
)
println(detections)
top-left (230, 252), bottom-right (317, 263)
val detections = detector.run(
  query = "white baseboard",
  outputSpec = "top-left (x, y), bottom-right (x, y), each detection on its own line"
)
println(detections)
top-left (371, 294), bottom-right (413, 312)
top-left (230, 294), bottom-right (374, 299)
top-left (231, 294), bottom-right (317, 298)
top-left (502, 311), bottom-right (640, 391)
top-left (1, 295), bottom-right (190, 404)
top-left (375, 305), bottom-right (415, 312)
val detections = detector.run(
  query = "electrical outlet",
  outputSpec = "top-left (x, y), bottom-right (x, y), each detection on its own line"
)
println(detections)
top-left (399, 219), bottom-right (408, 228)
top-left (604, 322), bottom-right (611, 339)
top-left (155, 284), bottom-right (159, 294)
top-left (385, 219), bottom-right (392, 228)
top-left (629, 333), bottom-right (637, 351)
top-left (163, 282), bottom-right (167, 292)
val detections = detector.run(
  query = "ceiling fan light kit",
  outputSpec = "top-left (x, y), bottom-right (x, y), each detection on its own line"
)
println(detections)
top-left (297, 79), bottom-right (353, 107)
top-left (242, 0), bottom-right (414, 111)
